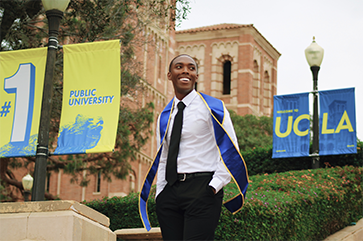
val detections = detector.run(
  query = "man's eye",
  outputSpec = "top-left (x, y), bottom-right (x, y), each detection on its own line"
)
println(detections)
top-left (190, 67), bottom-right (195, 70)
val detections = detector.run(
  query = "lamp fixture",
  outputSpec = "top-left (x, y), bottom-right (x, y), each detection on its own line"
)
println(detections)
top-left (22, 174), bottom-right (34, 191)
top-left (41, 0), bottom-right (70, 12)
top-left (305, 36), bottom-right (324, 67)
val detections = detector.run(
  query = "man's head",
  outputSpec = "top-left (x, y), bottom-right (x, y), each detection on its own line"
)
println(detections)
top-left (168, 54), bottom-right (199, 100)
top-left (169, 54), bottom-right (198, 73)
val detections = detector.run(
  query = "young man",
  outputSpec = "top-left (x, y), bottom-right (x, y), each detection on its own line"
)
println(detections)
top-left (154, 54), bottom-right (241, 240)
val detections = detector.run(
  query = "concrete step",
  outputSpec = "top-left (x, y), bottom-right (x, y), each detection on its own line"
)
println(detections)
top-left (323, 218), bottom-right (363, 241)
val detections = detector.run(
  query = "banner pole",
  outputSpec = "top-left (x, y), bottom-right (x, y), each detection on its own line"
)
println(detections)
top-left (31, 9), bottom-right (63, 201)
top-left (311, 66), bottom-right (320, 169)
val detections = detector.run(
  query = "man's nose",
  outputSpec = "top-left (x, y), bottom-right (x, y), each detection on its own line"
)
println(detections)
top-left (181, 66), bottom-right (189, 73)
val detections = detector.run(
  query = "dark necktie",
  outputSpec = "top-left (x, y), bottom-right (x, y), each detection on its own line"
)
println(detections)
top-left (166, 101), bottom-right (186, 186)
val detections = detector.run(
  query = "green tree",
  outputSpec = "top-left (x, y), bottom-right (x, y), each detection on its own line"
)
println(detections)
top-left (229, 111), bottom-right (273, 152)
top-left (0, 0), bottom-right (190, 201)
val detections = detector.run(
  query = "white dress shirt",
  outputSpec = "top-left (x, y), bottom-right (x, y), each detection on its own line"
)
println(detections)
top-left (155, 90), bottom-right (239, 198)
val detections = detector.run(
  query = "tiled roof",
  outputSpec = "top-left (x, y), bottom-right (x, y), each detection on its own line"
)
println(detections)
top-left (176, 23), bottom-right (253, 34)
top-left (176, 23), bottom-right (281, 57)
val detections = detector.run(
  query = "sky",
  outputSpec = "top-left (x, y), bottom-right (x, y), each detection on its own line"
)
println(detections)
top-left (176, 0), bottom-right (362, 141)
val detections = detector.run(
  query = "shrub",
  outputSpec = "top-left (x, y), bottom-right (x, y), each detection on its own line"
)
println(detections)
top-left (242, 140), bottom-right (362, 176)
top-left (84, 186), bottom-right (158, 231)
top-left (84, 166), bottom-right (362, 240)
top-left (217, 165), bottom-right (362, 240)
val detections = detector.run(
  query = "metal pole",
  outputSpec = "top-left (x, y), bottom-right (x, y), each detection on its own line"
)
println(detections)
top-left (24, 190), bottom-right (30, 202)
top-left (31, 10), bottom-right (63, 201)
top-left (311, 66), bottom-right (320, 169)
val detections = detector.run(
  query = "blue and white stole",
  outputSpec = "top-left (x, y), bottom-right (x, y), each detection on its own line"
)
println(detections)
top-left (138, 92), bottom-right (249, 231)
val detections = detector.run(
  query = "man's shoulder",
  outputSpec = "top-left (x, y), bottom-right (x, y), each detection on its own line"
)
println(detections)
top-left (197, 92), bottom-right (224, 109)
top-left (196, 92), bottom-right (225, 124)
top-left (198, 92), bottom-right (220, 102)
top-left (161, 98), bottom-right (174, 113)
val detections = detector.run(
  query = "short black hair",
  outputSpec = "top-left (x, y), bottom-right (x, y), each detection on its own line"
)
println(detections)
top-left (168, 54), bottom-right (198, 73)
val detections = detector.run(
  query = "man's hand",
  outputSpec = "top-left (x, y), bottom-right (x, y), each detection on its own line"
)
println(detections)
top-left (210, 186), bottom-right (216, 194)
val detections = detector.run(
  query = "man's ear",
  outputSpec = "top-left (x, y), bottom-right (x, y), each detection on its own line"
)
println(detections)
top-left (167, 72), bottom-right (171, 80)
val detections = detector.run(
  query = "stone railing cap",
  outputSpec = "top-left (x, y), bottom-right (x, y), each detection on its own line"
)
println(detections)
top-left (0, 200), bottom-right (110, 227)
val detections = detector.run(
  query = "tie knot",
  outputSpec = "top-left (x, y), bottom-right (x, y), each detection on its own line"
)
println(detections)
top-left (177, 102), bottom-right (186, 111)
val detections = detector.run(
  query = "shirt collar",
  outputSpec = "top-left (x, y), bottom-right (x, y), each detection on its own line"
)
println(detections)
top-left (173, 89), bottom-right (197, 109)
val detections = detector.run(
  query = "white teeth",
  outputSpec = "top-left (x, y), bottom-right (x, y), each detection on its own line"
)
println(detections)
top-left (180, 78), bottom-right (190, 81)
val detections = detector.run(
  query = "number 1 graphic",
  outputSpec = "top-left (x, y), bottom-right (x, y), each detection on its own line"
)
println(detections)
top-left (4, 63), bottom-right (35, 145)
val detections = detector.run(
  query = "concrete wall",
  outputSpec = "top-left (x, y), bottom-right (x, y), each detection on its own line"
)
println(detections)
top-left (0, 200), bottom-right (116, 241)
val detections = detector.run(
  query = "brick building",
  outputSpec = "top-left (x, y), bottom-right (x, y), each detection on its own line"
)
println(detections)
top-left (176, 23), bottom-right (280, 116)
top-left (21, 23), bottom-right (280, 202)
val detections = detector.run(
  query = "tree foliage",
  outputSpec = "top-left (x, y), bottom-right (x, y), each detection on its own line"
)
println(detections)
top-left (229, 111), bottom-right (273, 152)
top-left (0, 0), bottom-right (190, 201)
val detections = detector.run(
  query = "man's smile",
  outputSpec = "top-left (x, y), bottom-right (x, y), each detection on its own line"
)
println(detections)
top-left (179, 77), bottom-right (190, 82)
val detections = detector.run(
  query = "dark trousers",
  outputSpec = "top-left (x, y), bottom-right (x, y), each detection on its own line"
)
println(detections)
top-left (156, 175), bottom-right (223, 241)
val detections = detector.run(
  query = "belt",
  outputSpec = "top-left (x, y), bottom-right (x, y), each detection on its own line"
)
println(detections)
top-left (177, 172), bottom-right (214, 182)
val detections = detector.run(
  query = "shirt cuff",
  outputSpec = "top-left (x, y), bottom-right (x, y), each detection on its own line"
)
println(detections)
top-left (209, 177), bottom-right (224, 193)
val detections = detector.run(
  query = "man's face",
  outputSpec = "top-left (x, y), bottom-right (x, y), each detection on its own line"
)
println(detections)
top-left (168, 55), bottom-right (198, 99)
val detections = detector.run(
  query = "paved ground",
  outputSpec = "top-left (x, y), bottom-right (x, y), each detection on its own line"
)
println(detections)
top-left (323, 218), bottom-right (363, 241)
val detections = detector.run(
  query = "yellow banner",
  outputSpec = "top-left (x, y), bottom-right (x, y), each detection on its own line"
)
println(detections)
top-left (54, 40), bottom-right (120, 155)
top-left (0, 48), bottom-right (47, 158)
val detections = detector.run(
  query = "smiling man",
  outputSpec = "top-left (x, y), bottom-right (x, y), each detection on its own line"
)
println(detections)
top-left (151, 54), bottom-right (242, 240)
top-left (167, 54), bottom-right (199, 99)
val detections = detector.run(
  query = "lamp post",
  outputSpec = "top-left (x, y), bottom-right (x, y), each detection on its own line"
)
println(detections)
top-left (305, 37), bottom-right (324, 169)
top-left (31, 0), bottom-right (70, 201)
top-left (22, 174), bottom-right (34, 202)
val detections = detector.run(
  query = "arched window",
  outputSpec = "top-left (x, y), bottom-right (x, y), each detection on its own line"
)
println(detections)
top-left (46, 173), bottom-right (51, 192)
top-left (95, 172), bottom-right (101, 193)
top-left (253, 60), bottom-right (259, 72)
top-left (263, 71), bottom-right (271, 111)
top-left (223, 60), bottom-right (231, 95)
top-left (264, 71), bottom-right (270, 82)
top-left (158, 55), bottom-right (162, 79)
top-left (129, 173), bottom-right (135, 193)
top-left (192, 57), bottom-right (199, 91)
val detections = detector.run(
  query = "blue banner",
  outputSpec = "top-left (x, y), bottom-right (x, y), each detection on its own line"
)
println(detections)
top-left (319, 88), bottom-right (356, 155)
top-left (272, 93), bottom-right (310, 158)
